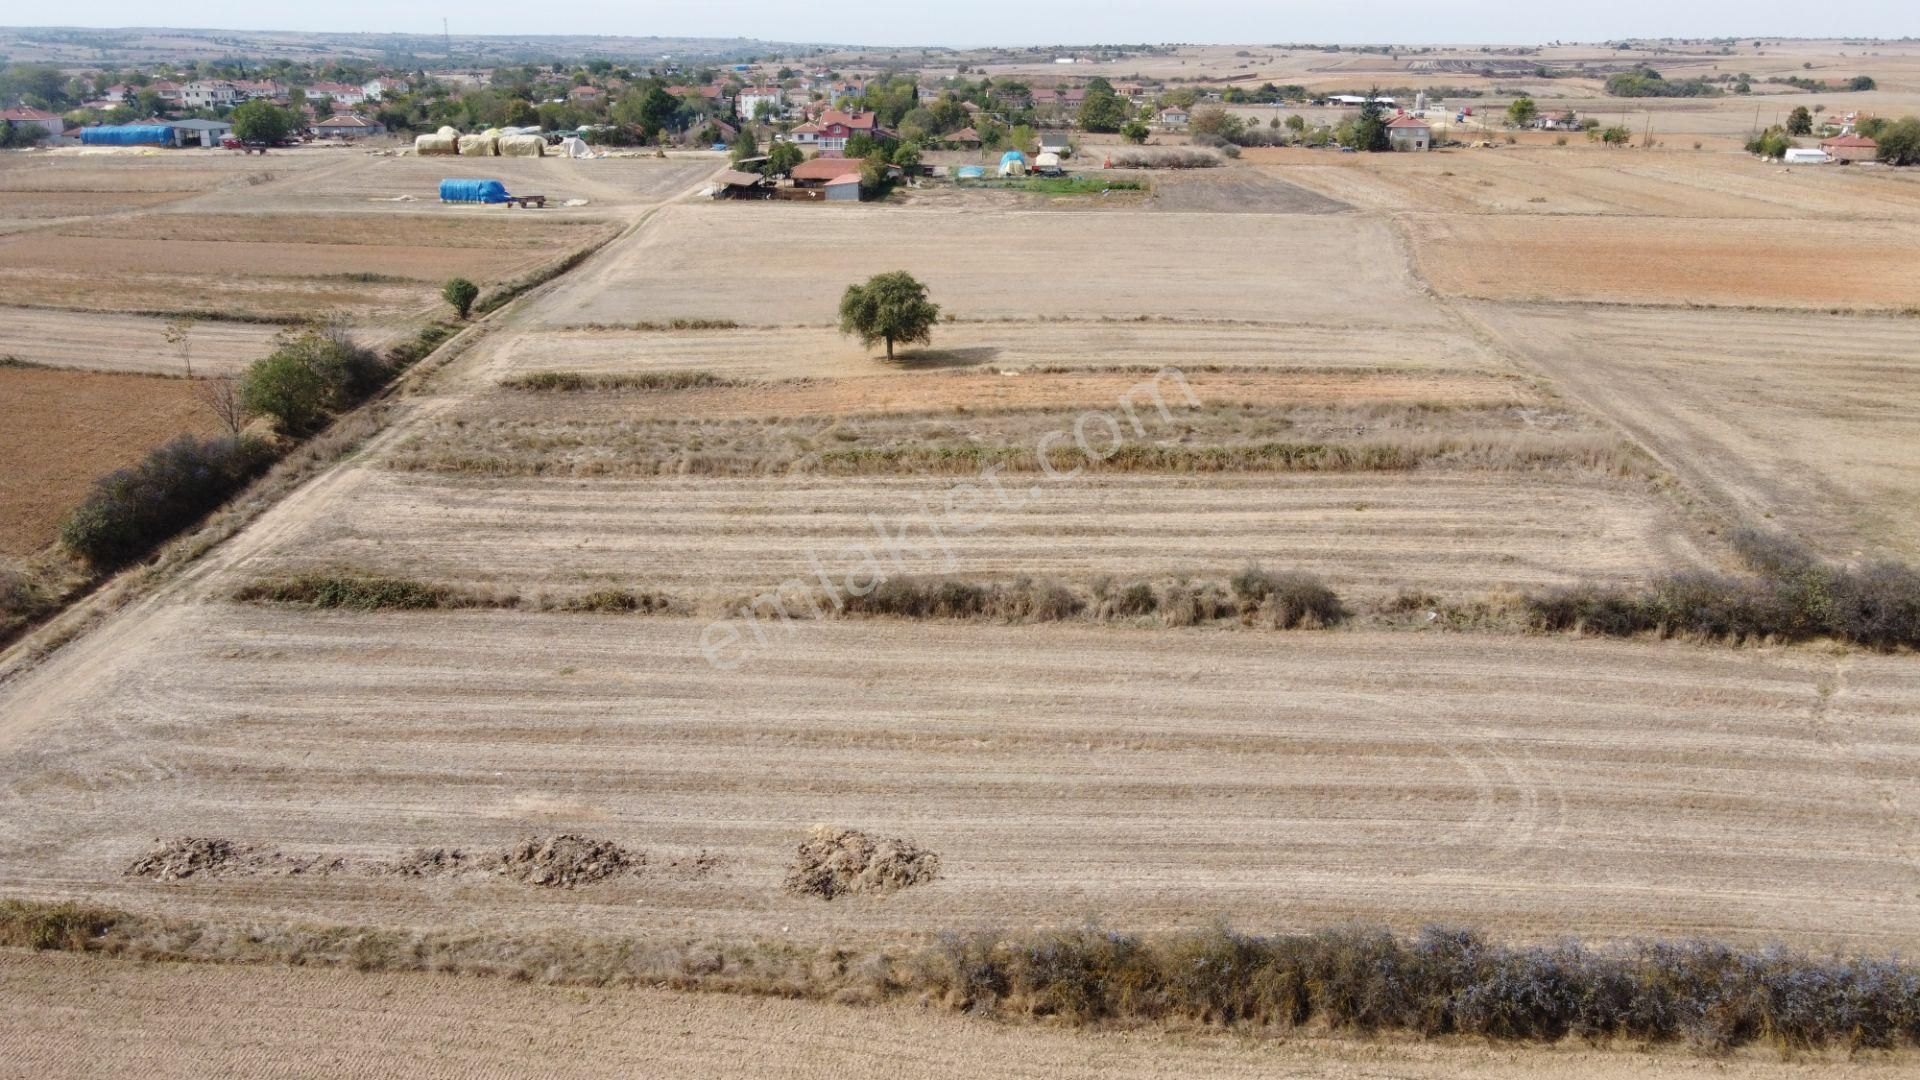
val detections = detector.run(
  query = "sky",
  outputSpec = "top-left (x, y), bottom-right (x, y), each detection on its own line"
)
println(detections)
top-left (7, 1), bottom-right (1919, 48)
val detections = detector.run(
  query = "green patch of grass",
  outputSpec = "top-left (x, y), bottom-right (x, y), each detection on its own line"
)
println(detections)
top-left (974, 176), bottom-right (1145, 195)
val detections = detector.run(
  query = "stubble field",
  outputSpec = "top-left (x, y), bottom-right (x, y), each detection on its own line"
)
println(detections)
top-left (4, 119), bottom-right (1920, 1067)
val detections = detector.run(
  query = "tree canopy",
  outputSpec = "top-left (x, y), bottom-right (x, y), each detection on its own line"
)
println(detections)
top-left (230, 99), bottom-right (294, 144)
top-left (838, 271), bottom-right (940, 361)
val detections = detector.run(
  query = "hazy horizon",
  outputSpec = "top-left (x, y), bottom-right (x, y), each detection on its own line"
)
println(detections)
top-left (4, 1), bottom-right (1919, 52)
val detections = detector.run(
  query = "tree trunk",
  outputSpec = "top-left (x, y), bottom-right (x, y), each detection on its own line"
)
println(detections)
top-left (885, 336), bottom-right (895, 360)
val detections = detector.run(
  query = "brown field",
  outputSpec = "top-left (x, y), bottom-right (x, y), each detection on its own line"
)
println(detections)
top-left (6, 42), bottom-right (1920, 1068)
top-left (1409, 215), bottom-right (1920, 309)
top-left (1469, 303), bottom-right (1920, 557)
top-left (10, 952), bottom-right (1908, 1080)
top-left (0, 367), bottom-right (218, 557)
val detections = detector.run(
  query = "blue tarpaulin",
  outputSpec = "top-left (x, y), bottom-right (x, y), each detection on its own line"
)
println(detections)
top-left (81, 125), bottom-right (175, 146)
top-left (955, 166), bottom-right (986, 179)
top-left (439, 178), bottom-right (510, 203)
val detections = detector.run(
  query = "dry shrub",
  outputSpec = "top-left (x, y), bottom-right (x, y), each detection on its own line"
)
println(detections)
top-left (838, 576), bottom-right (1084, 622)
top-left (0, 900), bottom-right (121, 951)
top-left (1231, 563), bottom-right (1347, 628)
top-left (542, 588), bottom-right (682, 614)
top-left (502, 370), bottom-right (733, 392)
top-left (1108, 147), bottom-right (1225, 169)
top-left (234, 572), bottom-right (510, 611)
top-left (784, 825), bottom-right (941, 900)
top-left (1529, 529), bottom-right (1920, 650)
top-left (60, 435), bottom-right (280, 571)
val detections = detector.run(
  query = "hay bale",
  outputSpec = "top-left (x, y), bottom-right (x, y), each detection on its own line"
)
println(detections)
top-left (414, 134), bottom-right (458, 156)
top-left (457, 134), bottom-right (498, 157)
top-left (784, 825), bottom-right (941, 900)
top-left (497, 134), bottom-right (546, 158)
top-left (436, 125), bottom-right (460, 139)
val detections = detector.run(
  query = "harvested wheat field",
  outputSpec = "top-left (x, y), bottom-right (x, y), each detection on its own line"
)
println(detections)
top-left (1471, 303), bottom-right (1920, 556)
top-left (239, 469), bottom-right (1691, 600)
top-left (4, 951), bottom-right (1908, 1080)
top-left (1408, 215), bottom-right (1920, 309)
top-left (494, 318), bottom-right (1504, 382)
top-left (537, 202), bottom-right (1426, 326)
top-left (0, 366), bottom-right (218, 557)
top-left (0, 310), bottom-right (281, 376)
top-left (2, 605), bottom-right (1919, 949)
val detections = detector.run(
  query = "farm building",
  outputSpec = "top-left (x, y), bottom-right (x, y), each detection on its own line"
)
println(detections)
top-left (1784, 148), bottom-right (1832, 165)
top-left (710, 169), bottom-right (772, 199)
top-left (1533, 110), bottom-right (1583, 131)
top-left (170, 118), bottom-right (234, 147)
top-left (945, 126), bottom-right (981, 148)
top-left (1157, 107), bottom-right (1190, 129)
top-left (1820, 134), bottom-right (1878, 163)
top-left (824, 175), bottom-right (862, 201)
top-left (1387, 115), bottom-right (1432, 151)
top-left (1038, 131), bottom-right (1072, 156)
top-left (789, 157), bottom-right (862, 186)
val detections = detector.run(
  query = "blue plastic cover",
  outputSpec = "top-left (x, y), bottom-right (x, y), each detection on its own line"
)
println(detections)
top-left (955, 166), bottom-right (986, 178)
top-left (999, 150), bottom-right (1027, 164)
top-left (81, 125), bottom-right (175, 146)
top-left (438, 178), bottom-right (510, 203)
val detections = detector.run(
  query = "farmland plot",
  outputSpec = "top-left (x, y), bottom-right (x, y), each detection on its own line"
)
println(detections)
top-left (1472, 303), bottom-right (1920, 556)
top-left (2, 604), bottom-right (1917, 950)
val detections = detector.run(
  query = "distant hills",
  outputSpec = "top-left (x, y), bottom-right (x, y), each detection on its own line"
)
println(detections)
top-left (0, 26), bottom-right (845, 65)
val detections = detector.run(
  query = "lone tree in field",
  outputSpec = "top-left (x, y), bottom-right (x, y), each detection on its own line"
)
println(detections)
top-left (442, 277), bottom-right (479, 320)
top-left (230, 99), bottom-right (294, 144)
top-left (838, 271), bottom-right (939, 361)
top-left (1786, 105), bottom-right (1813, 136)
top-left (1506, 95), bottom-right (1538, 128)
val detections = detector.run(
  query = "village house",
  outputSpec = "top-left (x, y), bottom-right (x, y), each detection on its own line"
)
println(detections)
top-left (362, 77), bottom-right (410, 101)
top-left (1533, 110), bottom-right (1582, 131)
top-left (313, 114), bottom-right (386, 138)
top-left (1157, 106), bottom-right (1190, 128)
top-left (179, 80), bottom-right (241, 110)
top-left (736, 86), bottom-right (785, 121)
top-left (814, 109), bottom-right (880, 154)
top-left (147, 80), bottom-right (183, 103)
top-left (787, 120), bottom-right (822, 147)
top-left (1, 105), bottom-right (64, 140)
top-left (1821, 133), bottom-right (1879, 163)
top-left (1037, 131), bottom-right (1072, 156)
top-left (566, 85), bottom-right (605, 104)
top-left (945, 126), bottom-right (981, 148)
top-left (307, 81), bottom-right (367, 106)
top-left (1386, 114), bottom-right (1432, 151)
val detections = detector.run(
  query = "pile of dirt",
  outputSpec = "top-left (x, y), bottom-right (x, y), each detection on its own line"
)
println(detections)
top-left (124, 837), bottom-right (344, 881)
top-left (491, 835), bottom-right (643, 888)
top-left (784, 825), bottom-right (941, 900)
top-left (381, 847), bottom-right (477, 878)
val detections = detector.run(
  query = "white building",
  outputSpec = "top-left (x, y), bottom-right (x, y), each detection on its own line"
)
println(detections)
top-left (736, 86), bottom-right (784, 121)
top-left (179, 81), bottom-right (241, 109)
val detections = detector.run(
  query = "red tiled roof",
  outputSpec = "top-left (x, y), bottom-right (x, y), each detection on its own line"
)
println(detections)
top-left (1387, 115), bottom-right (1430, 128)
top-left (1, 106), bottom-right (59, 121)
top-left (947, 126), bottom-right (980, 141)
top-left (1821, 134), bottom-right (1877, 148)
top-left (818, 110), bottom-right (876, 131)
top-left (791, 157), bottom-right (862, 180)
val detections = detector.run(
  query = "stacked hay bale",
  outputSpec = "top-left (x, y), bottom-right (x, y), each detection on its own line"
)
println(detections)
top-left (414, 132), bottom-right (458, 155)
top-left (457, 133), bottom-right (498, 156)
top-left (497, 134), bottom-right (546, 158)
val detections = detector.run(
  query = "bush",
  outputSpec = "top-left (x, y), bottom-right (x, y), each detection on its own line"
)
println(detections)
top-left (1231, 563), bottom-right (1347, 628)
top-left (1107, 147), bottom-right (1224, 169)
top-left (241, 328), bottom-right (389, 435)
top-left (1528, 530), bottom-right (1920, 650)
top-left (442, 277), bottom-right (479, 319)
top-left (59, 435), bottom-right (278, 571)
top-left (234, 572), bottom-right (505, 611)
top-left (0, 900), bottom-right (121, 951)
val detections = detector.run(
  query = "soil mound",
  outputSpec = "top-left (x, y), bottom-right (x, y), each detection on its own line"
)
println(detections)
top-left (125, 837), bottom-right (344, 881)
top-left (382, 847), bottom-right (477, 878)
top-left (784, 825), bottom-right (941, 900)
top-left (493, 834), bottom-right (642, 887)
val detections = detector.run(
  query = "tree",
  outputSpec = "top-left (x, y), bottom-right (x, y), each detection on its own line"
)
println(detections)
top-left (1120, 119), bottom-right (1150, 144)
top-left (1506, 95), bottom-right (1538, 127)
top-left (1353, 93), bottom-right (1392, 152)
top-left (764, 140), bottom-right (804, 176)
top-left (163, 316), bottom-right (198, 378)
top-left (194, 376), bottom-right (249, 437)
top-left (1076, 83), bottom-right (1129, 133)
top-left (838, 271), bottom-right (939, 361)
top-left (241, 352), bottom-right (330, 435)
top-left (1876, 117), bottom-right (1920, 166)
top-left (1786, 106), bottom-right (1813, 136)
top-left (1189, 107), bottom-right (1244, 140)
top-left (730, 128), bottom-right (760, 165)
top-left (443, 278), bottom-right (479, 319)
top-left (231, 99), bottom-right (295, 144)
top-left (1008, 124), bottom-right (1036, 152)
top-left (1597, 124), bottom-right (1632, 147)
top-left (889, 140), bottom-right (922, 169)
top-left (1849, 76), bottom-right (1877, 92)
top-left (1745, 125), bottom-right (1791, 160)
